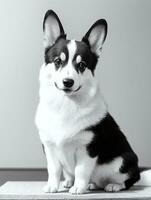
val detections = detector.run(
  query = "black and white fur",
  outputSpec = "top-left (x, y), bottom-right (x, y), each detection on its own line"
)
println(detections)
top-left (35, 10), bottom-right (151, 194)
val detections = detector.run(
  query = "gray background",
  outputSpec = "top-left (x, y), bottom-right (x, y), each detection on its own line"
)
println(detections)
top-left (0, 0), bottom-right (150, 168)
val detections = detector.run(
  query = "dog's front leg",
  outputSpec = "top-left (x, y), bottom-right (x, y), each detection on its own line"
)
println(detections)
top-left (69, 146), bottom-right (96, 194)
top-left (43, 143), bottom-right (62, 193)
top-left (62, 169), bottom-right (74, 188)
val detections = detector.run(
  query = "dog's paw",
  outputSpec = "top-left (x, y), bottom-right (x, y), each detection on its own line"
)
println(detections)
top-left (43, 183), bottom-right (58, 193)
top-left (69, 185), bottom-right (87, 194)
top-left (88, 182), bottom-right (98, 190)
top-left (104, 183), bottom-right (124, 192)
top-left (62, 180), bottom-right (74, 188)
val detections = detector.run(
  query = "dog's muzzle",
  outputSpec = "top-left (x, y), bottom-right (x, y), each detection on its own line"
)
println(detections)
top-left (54, 82), bottom-right (81, 94)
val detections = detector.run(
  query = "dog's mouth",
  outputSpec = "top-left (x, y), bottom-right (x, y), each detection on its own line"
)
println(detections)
top-left (54, 82), bottom-right (81, 94)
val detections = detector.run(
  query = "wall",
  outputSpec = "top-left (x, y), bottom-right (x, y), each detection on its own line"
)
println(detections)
top-left (0, 0), bottom-right (150, 168)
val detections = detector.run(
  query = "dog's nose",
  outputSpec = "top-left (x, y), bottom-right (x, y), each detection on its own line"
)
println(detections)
top-left (63, 78), bottom-right (74, 88)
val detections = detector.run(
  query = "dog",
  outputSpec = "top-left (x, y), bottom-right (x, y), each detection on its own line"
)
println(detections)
top-left (35, 10), bottom-right (151, 194)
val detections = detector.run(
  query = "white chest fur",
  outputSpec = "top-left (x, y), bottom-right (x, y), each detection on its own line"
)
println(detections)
top-left (35, 83), bottom-right (107, 146)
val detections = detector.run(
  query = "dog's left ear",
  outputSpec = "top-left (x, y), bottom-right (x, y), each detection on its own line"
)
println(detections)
top-left (43, 10), bottom-right (65, 48)
top-left (82, 19), bottom-right (107, 55)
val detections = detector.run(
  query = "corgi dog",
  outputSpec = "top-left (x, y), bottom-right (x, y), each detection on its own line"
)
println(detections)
top-left (35, 10), bottom-right (151, 194)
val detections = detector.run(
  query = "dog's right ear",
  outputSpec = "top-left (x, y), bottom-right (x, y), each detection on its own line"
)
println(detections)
top-left (82, 19), bottom-right (107, 56)
top-left (43, 10), bottom-right (65, 48)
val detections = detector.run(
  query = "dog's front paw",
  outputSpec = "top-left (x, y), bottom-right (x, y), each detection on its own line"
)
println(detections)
top-left (104, 183), bottom-right (124, 192)
top-left (69, 185), bottom-right (87, 194)
top-left (62, 179), bottom-right (74, 188)
top-left (43, 183), bottom-right (59, 193)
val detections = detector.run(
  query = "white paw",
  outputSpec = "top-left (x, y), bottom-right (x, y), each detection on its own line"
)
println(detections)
top-left (88, 182), bottom-right (98, 190)
top-left (62, 180), bottom-right (74, 188)
top-left (43, 183), bottom-right (58, 193)
top-left (104, 183), bottom-right (124, 192)
top-left (69, 185), bottom-right (87, 194)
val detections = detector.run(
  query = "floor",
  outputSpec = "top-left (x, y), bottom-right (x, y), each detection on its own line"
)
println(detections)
top-left (0, 168), bottom-right (151, 200)
top-left (1, 181), bottom-right (151, 199)
top-left (0, 168), bottom-right (47, 186)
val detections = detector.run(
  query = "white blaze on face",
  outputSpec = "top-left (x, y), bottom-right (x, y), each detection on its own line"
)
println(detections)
top-left (67, 40), bottom-right (77, 62)
top-left (54, 40), bottom-right (80, 90)
top-left (66, 40), bottom-right (77, 77)
top-left (57, 40), bottom-right (78, 84)
top-left (65, 40), bottom-right (80, 88)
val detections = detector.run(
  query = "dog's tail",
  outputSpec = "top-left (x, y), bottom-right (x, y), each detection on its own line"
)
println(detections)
top-left (135, 168), bottom-right (151, 186)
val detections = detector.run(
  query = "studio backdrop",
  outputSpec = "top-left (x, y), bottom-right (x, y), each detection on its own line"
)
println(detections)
top-left (0, 0), bottom-right (151, 168)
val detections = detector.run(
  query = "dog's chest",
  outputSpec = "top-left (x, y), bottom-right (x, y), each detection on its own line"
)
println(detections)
top-left (35, 99), bottom-right (91, 145)
top-left (35, 89), bottom-right (107, 146)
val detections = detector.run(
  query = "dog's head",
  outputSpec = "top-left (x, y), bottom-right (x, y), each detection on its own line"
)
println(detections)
top-left (41, 10), bottom-right (107, 96)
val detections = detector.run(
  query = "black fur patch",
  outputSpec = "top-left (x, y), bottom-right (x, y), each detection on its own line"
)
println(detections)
top-left (74, 41), bottom-right (98, 74)
top-left (45, 39), bottom-right (98, 74)
top-left (120, 152), bottom-right (140, 189)
top-left (86, 113), bottom-right (140, 188)
top-left (86, 113), bottom-right (134, 163)
top-left (45, 37), bottom-right (69, 69)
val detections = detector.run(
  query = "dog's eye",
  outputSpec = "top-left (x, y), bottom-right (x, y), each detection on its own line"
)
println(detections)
top-left (78, 61), bottom-right (87, 73)
top-left (54, 58), bottom-right (62, 68)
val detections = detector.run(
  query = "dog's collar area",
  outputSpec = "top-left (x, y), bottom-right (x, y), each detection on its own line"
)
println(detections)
top-left (54, 82), bottom-right (81, 94)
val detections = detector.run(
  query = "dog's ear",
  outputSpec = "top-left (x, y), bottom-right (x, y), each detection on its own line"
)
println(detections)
top-left (43, 10), bottom-right (66, 48)
top-left (82, 19), bottom-right (107, 55)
